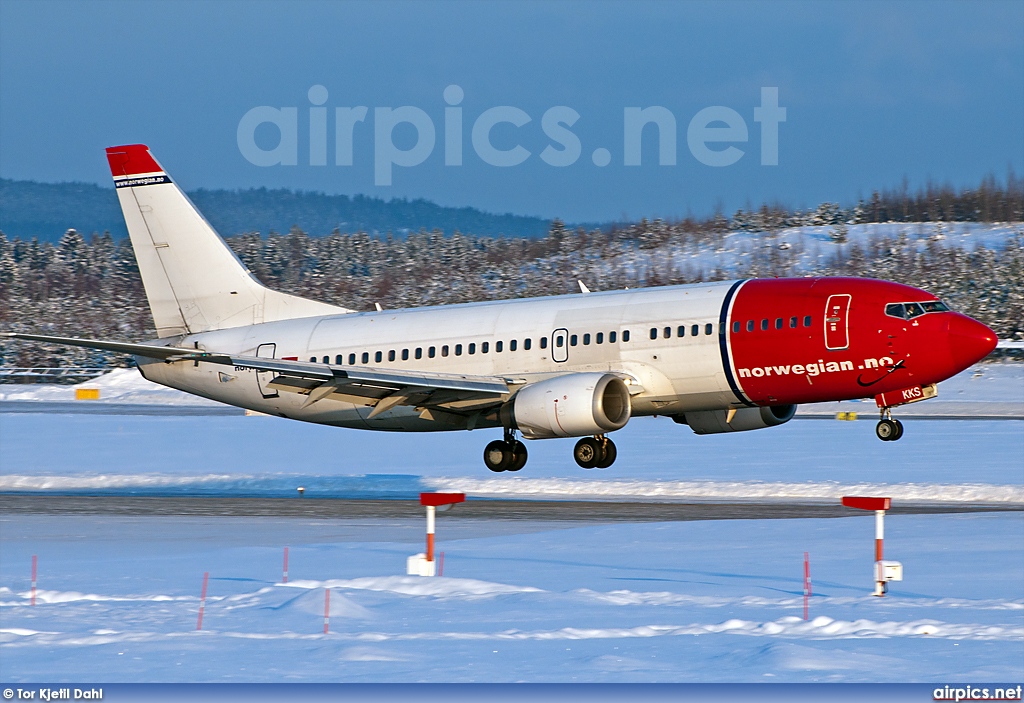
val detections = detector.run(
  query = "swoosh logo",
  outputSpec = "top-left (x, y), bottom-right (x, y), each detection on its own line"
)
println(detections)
top-left (856, 359), bottom-right (906, 387)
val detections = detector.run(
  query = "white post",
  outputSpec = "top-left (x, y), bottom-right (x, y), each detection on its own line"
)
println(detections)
top-left (874, 509), bottom-right (885, 596)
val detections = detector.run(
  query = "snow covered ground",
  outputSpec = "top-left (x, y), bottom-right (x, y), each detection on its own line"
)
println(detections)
top-left (0, 361), bottom-right (1021, 682)
top-left (0, 512), bottom-right (1021, 682)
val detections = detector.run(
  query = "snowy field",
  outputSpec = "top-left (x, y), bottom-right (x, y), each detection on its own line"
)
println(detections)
top-left (1, 512), bottom-right (1021, 682)
top-left (1, 362), bottom-right (1022, 682)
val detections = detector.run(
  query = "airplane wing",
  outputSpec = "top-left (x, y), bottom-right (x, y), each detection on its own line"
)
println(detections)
top-left (2, 332), bottom-right (511, 419)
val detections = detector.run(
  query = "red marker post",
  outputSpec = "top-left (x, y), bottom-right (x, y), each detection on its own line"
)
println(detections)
top-left (841, 496), bottom-right (903, 596)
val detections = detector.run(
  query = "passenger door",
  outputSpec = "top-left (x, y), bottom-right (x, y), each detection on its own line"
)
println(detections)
top-left (824, 294), bottom-right (851, 350)
top-left (255, 343), bottom-right (280, 398)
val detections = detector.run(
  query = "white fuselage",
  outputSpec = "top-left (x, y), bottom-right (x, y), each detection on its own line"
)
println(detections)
top-left (138, 281), bottom-right (739, 431)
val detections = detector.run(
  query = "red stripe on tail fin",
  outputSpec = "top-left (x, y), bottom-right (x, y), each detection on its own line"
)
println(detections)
top-left (106, 144), bottom-right (163, 176)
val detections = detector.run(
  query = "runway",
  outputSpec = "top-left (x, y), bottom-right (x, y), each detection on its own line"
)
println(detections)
top-left (1, 494), bottom-right (1018, 520)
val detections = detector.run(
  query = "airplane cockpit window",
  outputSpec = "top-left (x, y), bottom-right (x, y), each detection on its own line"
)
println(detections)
top-left (885, 301), bottom-right (951, 319)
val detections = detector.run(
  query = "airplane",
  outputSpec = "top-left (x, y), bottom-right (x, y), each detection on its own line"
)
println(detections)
top-left (4, 144), bottom-right (999, 472)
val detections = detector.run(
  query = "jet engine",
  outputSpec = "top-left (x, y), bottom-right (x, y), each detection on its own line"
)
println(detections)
top-left (677, 404), bottom-right (797, 435)
top-left (502, 372), bottom-right (631, 439)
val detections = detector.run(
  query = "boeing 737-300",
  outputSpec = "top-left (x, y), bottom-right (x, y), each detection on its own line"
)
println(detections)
top-left (4, 145), bottom-right (999, 471)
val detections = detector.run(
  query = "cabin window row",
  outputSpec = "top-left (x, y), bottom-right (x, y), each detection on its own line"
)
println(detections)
top-left (564, 329), bottom-right (630, 347)
top-left (310, 329), bottom-right (634, 365)
top-left (649, 323), bottom-right (715, 340)
top-left (732, 315), bottom-right (813, 333)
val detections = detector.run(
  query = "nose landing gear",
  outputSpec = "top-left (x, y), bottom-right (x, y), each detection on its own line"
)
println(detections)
top-left (573, 435), bottom-right (617, 469)
top-left (875, 409), bottom-right (905, 441)
top-left (483, 429), bottom-right (528, 472)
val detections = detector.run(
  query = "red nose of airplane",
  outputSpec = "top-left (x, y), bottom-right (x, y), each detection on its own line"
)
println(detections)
top-left (948, 314), bottom-right (998, 371)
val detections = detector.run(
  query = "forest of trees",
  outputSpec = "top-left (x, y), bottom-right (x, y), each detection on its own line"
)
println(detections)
top-left (0, 175), bottom-right (1021, 369)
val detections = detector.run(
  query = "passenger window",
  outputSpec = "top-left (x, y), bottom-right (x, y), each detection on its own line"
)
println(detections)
top-left (691, 324), bottom-right (699, 337)
top-left (650, 327), bottom-right (658, 340)
top-left (510, 340), bottom-right (517, 351)
top-left (442, 345), bottom-right (449, 357)
top-left (555, 336), bottom-right (563, 348)
top-left (482, 342), bottom-right (489, 353)
top-left (349, 353), bottom-right (356, 365)
top-left (732, 321), bottom-right (740, 333)
top-left (322, 356), bottom-right (329, 364)
top-left (705, 323), bottom-right (713, 335)
top-left (335, 355), bottom-right (343, 365)
top-left (540, 337), bottom-right (548, 349)
top-left (428, 346), bottom-right (436, 358)
top-left (402, 349), bottom-right (409, 361)
top-left (663, 327), bottom-right (671, 339)
top-left (388, 350), bottom-right (396, 362)
top-left (455, 344), bottom-right (463, 356)
top-left (775, 318), bottom-right (783, 330)
top-left (905, 303), bottom-right (925, 319)
top-left (415, 348), bottom-right (422, 359)
top-left (496, 341), bottom-right (503, 352)
top-left (309, 356), bottom-right (316, 362)
top-left (609, 331), bottom-right (617, 343)
top-left (803, 316), bottom-right (812, 327)
top-left (596, 332), bottom-right (604, 344)
top-left (468, 343), bottom-right (475, 354)
top-left (375, 351), bottom-right (383, 363)
top-left (583, 334), bottom-right (591, 345)
top-left (622, 330), bottom-right (630, 342)
top-left (747, 320), bottom-right (754, 332)
top-left (677, 325), bottom-right (686, 337)
top-left (524, 338), bottom-right (532, 350)
top-left (761, 319), bottom-right (768, 331)
top-left (790, 316), bottom-right (797, 328)
top-left (570, 335), bottom-right (578, 346)
top-left (361, 352), bottom-right (369, 364)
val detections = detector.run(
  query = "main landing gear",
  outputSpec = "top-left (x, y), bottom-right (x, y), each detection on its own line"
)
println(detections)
top-left (875, 408), bottom-right (905, 442)
top-left (483, 429), bottom-right (528, 472)
top-left (573, 435), bottom-right (617, 469)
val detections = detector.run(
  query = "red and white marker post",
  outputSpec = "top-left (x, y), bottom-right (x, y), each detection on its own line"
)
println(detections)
top-left (841, 496), bottom-right (903, 596)
top-left (323, 588), bottom-right (330, 634)
top-left (197, 571), bottom-right (209, 630)
top-left (803, 552), bottom-right (811, 620)
top-left (407, 493), bottom-right (465, 576)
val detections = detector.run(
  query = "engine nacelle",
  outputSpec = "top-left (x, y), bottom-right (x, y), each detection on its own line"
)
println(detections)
top-left (503, 372), bottom-right (631, 439)
top-left (679, 404), bottom-right (797, 435)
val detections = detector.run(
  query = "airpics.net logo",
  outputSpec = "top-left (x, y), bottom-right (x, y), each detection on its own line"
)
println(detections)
top-left (237, 85), bottom-right (786, 186)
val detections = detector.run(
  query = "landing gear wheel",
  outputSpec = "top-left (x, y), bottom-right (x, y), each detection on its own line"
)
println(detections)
top-left (875, 419), bottom-right (899, 441)
top-left (484, 439), bottom-right (513, 472)
top-left (574, 437), bottom-right (602, 469)
top-left (507, 440), bottom-right (528, 472)
top-left (595, 438), bottom-right (617, 469)
top-left (891, 418), bottom-right (904, 441)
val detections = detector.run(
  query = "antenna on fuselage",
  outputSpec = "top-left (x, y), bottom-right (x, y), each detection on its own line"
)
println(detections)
top-left (578, 280), bottom-right (591, 294)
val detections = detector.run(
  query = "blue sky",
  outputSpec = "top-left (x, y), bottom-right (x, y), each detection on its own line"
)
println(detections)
top-left (1, 0), bottom-right (1021, 222)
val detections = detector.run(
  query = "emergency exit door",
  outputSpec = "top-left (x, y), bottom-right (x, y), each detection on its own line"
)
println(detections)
top-left (551, 328), bottom-right (568, 363)
top-left (824, 294), bottom-right (851, 350)
top-left (255, 343), bottom-right (279, 398)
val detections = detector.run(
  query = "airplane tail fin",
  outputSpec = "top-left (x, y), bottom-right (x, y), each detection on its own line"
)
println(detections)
top-left (106, 144), bottom-right (352, 338)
